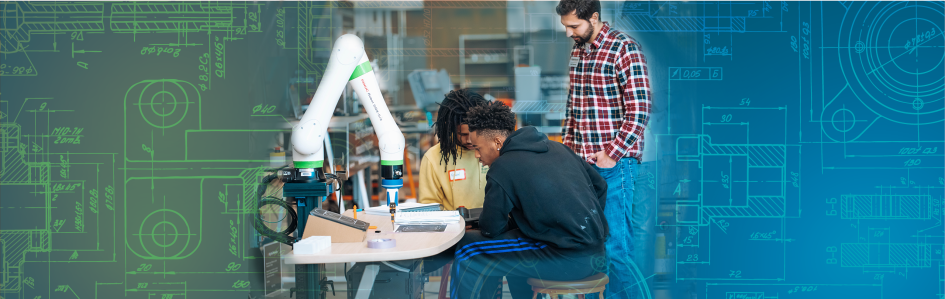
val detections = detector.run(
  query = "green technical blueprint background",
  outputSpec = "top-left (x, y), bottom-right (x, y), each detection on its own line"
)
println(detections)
top-left (2, 2), bottom-right (290, 298)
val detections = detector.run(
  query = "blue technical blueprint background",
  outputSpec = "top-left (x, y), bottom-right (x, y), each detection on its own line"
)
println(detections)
top-left (616, 1), bottom-right (944, 298)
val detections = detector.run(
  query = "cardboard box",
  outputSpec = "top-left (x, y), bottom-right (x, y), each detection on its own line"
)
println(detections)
top-left (301, 209), bottom-right (368, 243)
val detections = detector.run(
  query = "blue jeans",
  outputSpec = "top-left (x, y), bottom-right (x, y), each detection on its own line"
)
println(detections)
top-left (630, 161), bottom-right (656, 298)
top-left (592, 158), bottom-right (641, 299)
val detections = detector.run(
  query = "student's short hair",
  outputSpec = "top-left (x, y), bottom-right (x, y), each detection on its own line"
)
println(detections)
top-left (465, 101), bottom-right (515, 139)
top-left (555, 0), bottom-right (601, 21)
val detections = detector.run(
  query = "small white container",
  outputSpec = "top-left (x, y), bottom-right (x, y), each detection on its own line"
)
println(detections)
top-left (294, 236), bottom-right (331, 255)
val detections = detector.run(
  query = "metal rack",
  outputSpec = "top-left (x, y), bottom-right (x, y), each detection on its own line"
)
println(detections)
top-left (459, 34), bottom-right (511, 88)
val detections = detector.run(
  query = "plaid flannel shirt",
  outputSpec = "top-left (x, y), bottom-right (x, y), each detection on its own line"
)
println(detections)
top-left (562, 23), bottom-right (652, 163)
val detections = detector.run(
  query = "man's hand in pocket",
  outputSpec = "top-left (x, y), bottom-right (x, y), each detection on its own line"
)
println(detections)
top-left (591, 150), bottom-right (617, 168)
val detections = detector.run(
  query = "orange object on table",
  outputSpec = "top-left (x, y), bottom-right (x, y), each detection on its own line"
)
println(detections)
top-left (404, 150), bottom-right (417, 198)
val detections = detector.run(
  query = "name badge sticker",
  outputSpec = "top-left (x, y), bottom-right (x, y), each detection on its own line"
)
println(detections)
top-left (569, 56), bottom-right (580, 67)
top-left (448, 169), bottom-right (467, 181)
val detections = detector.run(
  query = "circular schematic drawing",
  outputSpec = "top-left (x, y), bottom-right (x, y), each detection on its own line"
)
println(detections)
top-left (132, 80), bottom-right (199, 129)
top-left (138, 209), bottom-right (193, 259)
top-left (838, 1), bottom-right (944, 125)
top-left (591, 253), bottom-right (609, 273)
top-left (831, 108), bottom-right (857, 133)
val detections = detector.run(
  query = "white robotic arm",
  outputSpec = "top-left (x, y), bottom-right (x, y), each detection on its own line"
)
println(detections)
top-left (291, 34), bottom-right (405, 222)
top-left (292, 34), bottom-right (404, 167)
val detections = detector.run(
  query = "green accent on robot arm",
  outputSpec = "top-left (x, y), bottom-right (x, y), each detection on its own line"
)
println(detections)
top-left (294, 161), bottom-right (323, 168)
top-left (348, 61), bottom-right (373, 81)
top-left (380, 160), bottom-right (404, 166)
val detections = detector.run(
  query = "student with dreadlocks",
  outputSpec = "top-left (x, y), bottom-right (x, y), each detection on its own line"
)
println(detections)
top-left (418, 89), bottom-right (490, 210)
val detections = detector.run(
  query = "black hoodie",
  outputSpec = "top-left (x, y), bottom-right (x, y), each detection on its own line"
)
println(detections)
top-left (480, 126), bottom-right (609, 253)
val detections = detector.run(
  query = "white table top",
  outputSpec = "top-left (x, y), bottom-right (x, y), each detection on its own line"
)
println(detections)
top-left (284, 210), bottom-right (465, 264)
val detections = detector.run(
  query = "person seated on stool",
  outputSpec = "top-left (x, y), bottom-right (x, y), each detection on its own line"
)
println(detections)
top-left (418, 89), bottom-right (490, 211)
top-left (448, 101), bottom-right (609, 299)
top-left (418, 89), bottom-right (502, 299)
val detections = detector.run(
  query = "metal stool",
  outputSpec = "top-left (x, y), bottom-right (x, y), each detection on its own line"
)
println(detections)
top-left (527, 273), bottom-right (608, 299)
top-left (438, 262), bottom-right (452, 299)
